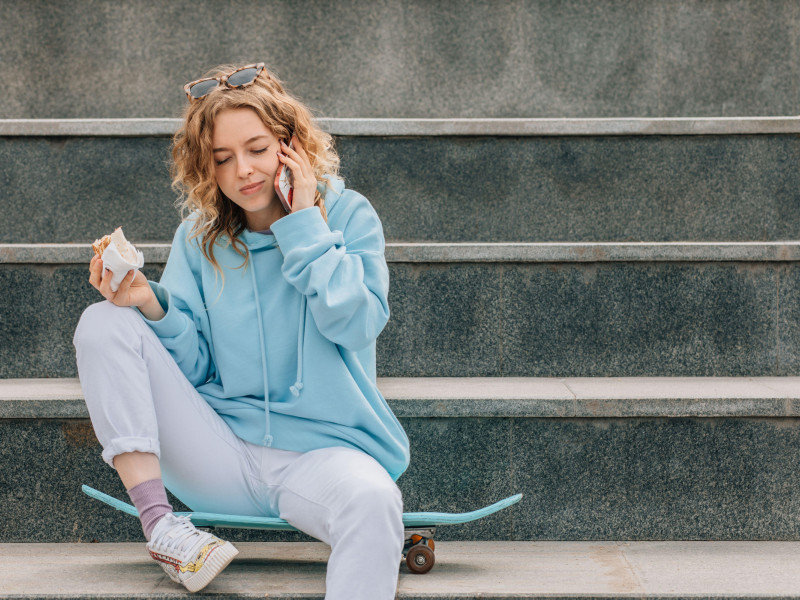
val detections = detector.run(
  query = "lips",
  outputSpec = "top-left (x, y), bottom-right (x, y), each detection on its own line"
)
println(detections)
top-left (240, 181), bottom-right (265, 195)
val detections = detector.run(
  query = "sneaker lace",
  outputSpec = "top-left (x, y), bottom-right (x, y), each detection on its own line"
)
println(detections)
top-left (158, 516), bottom-right (209, 556)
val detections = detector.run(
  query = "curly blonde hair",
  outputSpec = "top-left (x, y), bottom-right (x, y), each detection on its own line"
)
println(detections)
top-left (171, 64), bottom-right (340, 274)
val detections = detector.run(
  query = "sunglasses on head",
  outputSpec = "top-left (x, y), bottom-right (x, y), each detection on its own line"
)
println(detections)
top-left (183, 63), bottom-right (265, 100)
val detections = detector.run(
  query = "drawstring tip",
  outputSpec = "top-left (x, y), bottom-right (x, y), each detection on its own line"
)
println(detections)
top-left (289, 382), bottom-right (304, 396)
top-left (262, 435), bottom-right (273, 447)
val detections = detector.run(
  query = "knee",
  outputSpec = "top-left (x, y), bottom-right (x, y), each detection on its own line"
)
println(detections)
top-left (340, 470), bottom-right (403, 531)
top-left (329, 475), bottom-right (403, 556)
top-left (73, 301), bottom-right (140, 352)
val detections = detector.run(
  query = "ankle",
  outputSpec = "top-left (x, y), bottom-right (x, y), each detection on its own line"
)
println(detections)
top-left (126, 478), bottom-right (173, 541)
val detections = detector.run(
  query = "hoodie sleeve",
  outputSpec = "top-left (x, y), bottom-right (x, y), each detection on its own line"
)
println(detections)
top-left (137, 221), bottom-right (216, 386)
top-left (270, 192), bottom-right (390, 351)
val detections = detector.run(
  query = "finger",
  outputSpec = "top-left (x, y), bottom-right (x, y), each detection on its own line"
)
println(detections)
top-left (281, 140), bottom-right (312, 177)
top-left (279, 140), bottom-right (298, 161)
top-left (116, 269), bottom-right (135, 297)
top-left (88, 258), bottom-right (103, 289)
top-left (278, 149), bottom-right (297, 164)
top-left (289, 135), bottom-right (307, 157)
top-left (98, 266), bottom-right (115, 299)
top-left (279, 152), bottom-right (314, 184)
top-left (290, 137), bottom-right (313, 177)
top-left (281, 137), bottom-right (303, 154)
top-left (277, 151), bottom-right (303, 177)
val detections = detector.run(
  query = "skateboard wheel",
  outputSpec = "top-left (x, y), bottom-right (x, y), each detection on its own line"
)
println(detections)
top-left (406, 544), bottom-right (435, 574)
top-left (413, 536), bottom-right (434, 551)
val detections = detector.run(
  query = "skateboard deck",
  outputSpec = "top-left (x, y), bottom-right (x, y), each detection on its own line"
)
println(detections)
top-left (82, 484), bottom-right (522, 574)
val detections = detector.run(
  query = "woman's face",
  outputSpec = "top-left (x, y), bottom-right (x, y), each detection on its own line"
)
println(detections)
top-left (212, 107), bottom-right (285, 230)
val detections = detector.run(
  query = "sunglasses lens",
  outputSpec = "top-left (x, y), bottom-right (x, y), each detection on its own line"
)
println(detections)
top-left (227, 67), bottom-right (259, 87)
top-left (189, 79), bottom-right (219, 99)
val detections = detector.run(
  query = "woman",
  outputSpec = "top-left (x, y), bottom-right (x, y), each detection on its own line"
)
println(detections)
top-left (73, 63), bottom-right (410, 599)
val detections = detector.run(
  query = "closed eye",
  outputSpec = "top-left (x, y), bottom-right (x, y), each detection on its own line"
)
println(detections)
top-left (215, 157), bottom-right (230, 166)
top-left (251, 147), bottom-right (268, 155)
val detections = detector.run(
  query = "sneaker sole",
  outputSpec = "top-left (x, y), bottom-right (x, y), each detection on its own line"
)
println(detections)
top-left (183, 542), bottom-right (239, 593)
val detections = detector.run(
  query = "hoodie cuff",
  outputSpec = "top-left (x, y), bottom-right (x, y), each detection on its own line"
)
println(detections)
top-left (271, 206), bottom-right (331, 252)
top-left (137, 281), bottom-right (185, 339)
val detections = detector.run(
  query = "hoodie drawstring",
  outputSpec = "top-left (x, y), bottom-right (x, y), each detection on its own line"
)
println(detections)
top-left (289, 296), bottom-right (307, 397)
top-left (249, 263), bottom-right (273, 447)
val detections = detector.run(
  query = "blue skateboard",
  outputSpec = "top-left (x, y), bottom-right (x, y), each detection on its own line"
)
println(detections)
top-left (82, 485), bottom-right (522, 574)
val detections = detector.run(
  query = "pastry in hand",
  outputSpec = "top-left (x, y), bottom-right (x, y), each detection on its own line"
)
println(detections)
top-left (91, 227), bottom-right (145, 291)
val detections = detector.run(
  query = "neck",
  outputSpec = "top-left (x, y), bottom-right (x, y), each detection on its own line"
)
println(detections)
top-left (246, 203), bottom-right (287, 231)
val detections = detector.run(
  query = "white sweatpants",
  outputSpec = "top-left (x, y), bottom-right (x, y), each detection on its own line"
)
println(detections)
top-left (73, 301), bottom-right (404, 600)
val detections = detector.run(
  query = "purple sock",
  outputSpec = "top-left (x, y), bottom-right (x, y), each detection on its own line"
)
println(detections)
top-left (126, 478), bottom-right (173, 541)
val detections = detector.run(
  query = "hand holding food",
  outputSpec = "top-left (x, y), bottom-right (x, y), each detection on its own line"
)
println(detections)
top-left (92, 227), bottom-right (145, 292)
top-left (89, 227), bottom-right (162, 319)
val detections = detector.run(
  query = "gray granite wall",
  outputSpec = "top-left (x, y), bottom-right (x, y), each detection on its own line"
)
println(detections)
top-left (3, 261), bottom-right (800, 379)
top-left (4, 134), bottom-right (800, 244)
top-left (1, 0), bottom-right (798, 119)
top-left (3, 416), bottom-right (800, 542)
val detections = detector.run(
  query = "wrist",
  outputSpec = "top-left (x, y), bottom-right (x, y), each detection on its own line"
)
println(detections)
top-left (138, 289), bottom-right (165, 321)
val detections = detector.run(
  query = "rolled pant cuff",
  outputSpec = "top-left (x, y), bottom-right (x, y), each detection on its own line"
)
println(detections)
top-left (101, 437), bottom-right (161, 468)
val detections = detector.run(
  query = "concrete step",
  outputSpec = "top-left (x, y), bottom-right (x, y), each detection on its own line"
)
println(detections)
top-left (3, 118), bottom-right (800, 243)
top-left (4, 541), bottom-right (800, 599)
top-left (4, 377), bottom-right (800, 543)
top-left (2, 1), bottom-right (798, 119)
top-left (3, 242), bottom-right (800, 379)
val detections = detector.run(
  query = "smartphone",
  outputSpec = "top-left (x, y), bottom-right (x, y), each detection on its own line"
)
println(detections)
top-left (274, 139), bottom-right (293, 212)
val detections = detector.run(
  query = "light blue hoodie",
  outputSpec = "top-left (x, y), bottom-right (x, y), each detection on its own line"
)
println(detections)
top-left (140, 178), bottom-right (410, 481)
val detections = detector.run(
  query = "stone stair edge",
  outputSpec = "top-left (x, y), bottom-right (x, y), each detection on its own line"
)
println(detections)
top-left (4, 376), bottom-right (800, 419)
top-left (3, 117), bottom-right (800, 137)
top-left (4, 541), bottom-right (800, 599)
top-left (5, 242), bottom-right (800, 264)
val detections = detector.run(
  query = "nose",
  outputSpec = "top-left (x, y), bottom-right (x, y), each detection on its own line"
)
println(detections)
top-left (237, 156), bottom-right (255, 178)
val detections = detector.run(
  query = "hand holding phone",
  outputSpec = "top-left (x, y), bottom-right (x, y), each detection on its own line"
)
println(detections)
top-left (274, 140), bottom-right (293, 212)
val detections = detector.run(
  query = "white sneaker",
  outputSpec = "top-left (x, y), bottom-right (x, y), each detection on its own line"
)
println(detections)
top-left (146, 513), bottom-right (238, 592)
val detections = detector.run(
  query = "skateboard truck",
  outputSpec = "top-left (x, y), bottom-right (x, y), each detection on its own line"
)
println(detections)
top-left (403, 527), bottom-right (436, 574)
